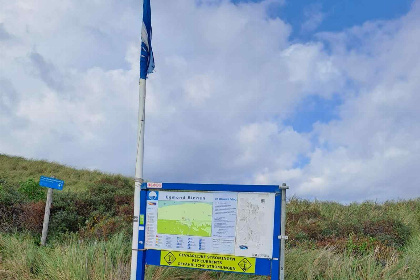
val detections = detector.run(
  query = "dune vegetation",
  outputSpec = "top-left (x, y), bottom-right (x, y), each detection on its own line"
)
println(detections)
top-left (0, 154), bottom-right (419, 279)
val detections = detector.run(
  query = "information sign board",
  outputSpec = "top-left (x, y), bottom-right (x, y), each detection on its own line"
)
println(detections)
top-left (39, 176), bottom-right (64, 190)
top-left (133, 183), bottom-right (286, 280)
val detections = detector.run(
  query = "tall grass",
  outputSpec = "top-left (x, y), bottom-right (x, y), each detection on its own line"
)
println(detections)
top-left (0, 233), bottom-right (266, 280)
top-left (286, 235), bottom-right (420, 280)
top-left (1, 233), bottom-right (419, 280)
top-left (0, 233), bottom-right (131, 280)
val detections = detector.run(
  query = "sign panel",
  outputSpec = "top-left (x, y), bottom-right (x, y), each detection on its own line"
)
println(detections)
top-left (135, 183), bottom-right (286, 280)
top-left (160, 250), bottom-right (256, 273)
top-left (39, 176), bottom-right (64, 190)
top-left (235, 192), bottom-right (275, 258)
top-left (144, 190), bottom-right (275, 258)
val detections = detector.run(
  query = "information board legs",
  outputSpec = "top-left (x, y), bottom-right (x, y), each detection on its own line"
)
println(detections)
top-left (271, 191), bottom-right (281, 280)
top-left (135, 188), bottom-right (148, 280)
top-left (279, 184), bottom-right (288, 280)
top-left (136, 250), bottom-right (146, 280)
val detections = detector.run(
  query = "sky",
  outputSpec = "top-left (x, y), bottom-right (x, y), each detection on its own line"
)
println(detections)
top-left (1, 0), bottom-right (419, 203)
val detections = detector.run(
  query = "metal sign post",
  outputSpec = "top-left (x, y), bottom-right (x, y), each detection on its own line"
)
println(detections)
top-left (279, 183), bottom-right (289, 280)
top-left (39, 176), bottom-right (64, 246)
top-left (134, 182), bottom-right (288, 280)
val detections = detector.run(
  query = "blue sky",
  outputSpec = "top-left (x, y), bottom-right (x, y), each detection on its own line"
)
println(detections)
top-left (235, 0), bottom-right (414, 36)
top-left (1, 0), bottom-right (419, 202)
top-left (280, 0), bottom-right (413, 34)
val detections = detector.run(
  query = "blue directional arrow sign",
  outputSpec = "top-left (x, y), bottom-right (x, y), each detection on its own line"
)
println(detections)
top-left (39, 176), bottom-right (64, 191)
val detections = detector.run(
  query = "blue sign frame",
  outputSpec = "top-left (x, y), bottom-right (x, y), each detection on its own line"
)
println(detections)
top-left (39, 176), bottom-right (64, 190)
top-left (135, 183), bottom-right (282, 280)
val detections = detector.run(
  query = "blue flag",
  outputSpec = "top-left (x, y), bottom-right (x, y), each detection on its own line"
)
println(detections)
top-left (140, 0), bottom-right (155, 79)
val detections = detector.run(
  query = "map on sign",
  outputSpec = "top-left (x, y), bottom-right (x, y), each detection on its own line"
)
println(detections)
top-left (235, 193), bottom-right (275, 258)
top-left (157, 201), bottom-right (213, 237)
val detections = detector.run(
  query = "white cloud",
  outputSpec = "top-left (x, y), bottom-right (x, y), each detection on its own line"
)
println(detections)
top-left (301, 3), bottom-right (325, 33)
top-left (263, 1), bottom-right (420, 202)
top-left (0, 0), bottom-right (419, 202)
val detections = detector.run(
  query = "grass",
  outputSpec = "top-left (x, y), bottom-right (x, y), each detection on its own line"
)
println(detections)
top-left (0, 233), bottom-right (131, 280)
top-left (0, 154), bottom-right (132, 192)
top-left (1, 233), bottom-right (419, 280)
top-left (287, 197), bottom-right (419, 252)
top-left (0, 154), bottom-right (419, 279)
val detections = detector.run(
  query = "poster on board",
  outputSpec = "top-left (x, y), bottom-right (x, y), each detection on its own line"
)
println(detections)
top-left (235, 192), bottom-right (275, 258)
top-left (144, 191), bottom-right (275, 258)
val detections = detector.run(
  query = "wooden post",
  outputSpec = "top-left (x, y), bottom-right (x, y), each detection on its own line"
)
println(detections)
top-left (41, 188), bottom-right (53, 246)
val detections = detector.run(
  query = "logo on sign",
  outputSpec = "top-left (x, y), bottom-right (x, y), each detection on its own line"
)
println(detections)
top-left (238, 258), bottom-right (252, 272)
top-left (148, 191), bottom-right (158, 200)
top-left (164, 252), bottom-right (176, 265)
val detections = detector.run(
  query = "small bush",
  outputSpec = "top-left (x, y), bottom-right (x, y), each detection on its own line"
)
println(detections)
top-left (0, 184), bottom-right (26, 233)
top-left (0, 182), bottom-right (25, 205)
top-left (363, 219), bottom-right (411, 248)
top-left (20, 201), bottom-right (46, 233)
top-left (49, 209), bottom-right (84, 233)
top-left (18, 178), bottom-right (45, 201)
top-left (82, 216), bottom-right (131, 240)
top-left (0, 204), bottom-right (23, 233)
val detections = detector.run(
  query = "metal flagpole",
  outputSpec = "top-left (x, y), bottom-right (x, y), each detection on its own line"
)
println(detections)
top-left (131, 1), bottom-right (154, 278)
top-left (130, 78), bottom-right (146, 279)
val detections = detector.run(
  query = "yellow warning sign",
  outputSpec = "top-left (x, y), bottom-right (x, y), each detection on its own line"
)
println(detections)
top-left (160, 251), bottom-right (256, 273)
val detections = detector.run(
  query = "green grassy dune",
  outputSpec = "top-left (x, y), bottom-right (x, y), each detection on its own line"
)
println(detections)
top-left (0, 154), bottom-right (419, 279)
top-left (0, 153), bottom-right (132, 193)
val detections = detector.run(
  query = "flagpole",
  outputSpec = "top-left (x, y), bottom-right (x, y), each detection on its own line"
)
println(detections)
top-left (130, 78), bottom-right (146, 280)
top-left (131, 0), bottom-right (154, 277)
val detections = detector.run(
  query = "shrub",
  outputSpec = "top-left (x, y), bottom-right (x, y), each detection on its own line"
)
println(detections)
top-left (0, 184), bottom-right (25, 233)
top-left (20, 201), bottom-right (46, 233)
top-left (0, 203), bottom-right (23, 233)
top-left (0, 182), bottom-right (25, 205)
top-left (82, 216), bottom-right (131, 240)
top-left (49, 209), bottom-right (84, 233)
top-left (18, 178), bottom-right (45, 201)
top-left (363, 219), bottom-right (411, 248)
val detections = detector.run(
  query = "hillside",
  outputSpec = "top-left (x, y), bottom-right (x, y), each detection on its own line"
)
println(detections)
top-left (0, 153), bottom-right (134, 192)
top-left (0, 154), bottom-right (419, 279)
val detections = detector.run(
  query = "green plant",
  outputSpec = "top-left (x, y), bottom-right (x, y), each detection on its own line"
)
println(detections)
top-left (49, 209), bottom-right (84, 234)
top-left (18, 178), bottom-right (45, 201)
top-left (363, 219), bottom-right (411, 248)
